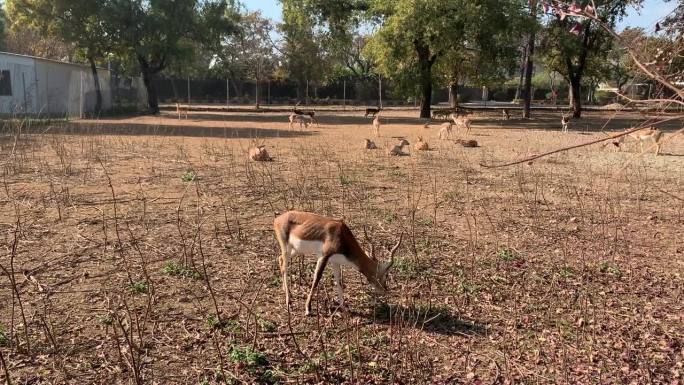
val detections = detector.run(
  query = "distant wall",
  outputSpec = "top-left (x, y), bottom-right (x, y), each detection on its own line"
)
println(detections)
top-left (0, 52), bottom-right (145, 117)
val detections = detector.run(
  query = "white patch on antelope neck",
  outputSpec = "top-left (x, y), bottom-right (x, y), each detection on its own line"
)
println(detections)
top-left (288, 236), bottom-right (354, 266)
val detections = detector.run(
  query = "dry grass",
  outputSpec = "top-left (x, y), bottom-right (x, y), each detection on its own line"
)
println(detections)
top-left (1, 109), bottom-right (683, 384)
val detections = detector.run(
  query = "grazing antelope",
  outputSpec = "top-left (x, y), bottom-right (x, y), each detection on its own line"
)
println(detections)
top-left (452, 114), bottom-right (472, 134)
top-left (364, 139), bottom-right (378, 149)
top-left (289, 114), bottom-right (312, 130)
top-left (415, 136), bottom-right (430, 151)
top-left (274, 211), bottom-right (403, 315)
top-left (372, 113), bottom-right (381, 137)
top-left (292, 107), bottom-right (319, 125)
top-left (176, 103), bottom-right (189, 120)
top-left (561, 113), bottom-right (570, 133)
top-left (388, 139), bottom-right (410, 156)
top-left (248, 144), bottom-right (272, 161)
top-left (365, 107), bottom-right (381, 118)
top-left (438, 122), bottom-right (453, 140)
top-left (502, 109), bottom-right (510, 120)
top-left (432, 109), bottom-right (453, 120)
top-left (617, 127), bottom-right (663, 155)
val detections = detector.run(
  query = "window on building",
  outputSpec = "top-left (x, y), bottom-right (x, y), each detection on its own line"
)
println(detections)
top-left (0, 70), bottom-right (12, 96)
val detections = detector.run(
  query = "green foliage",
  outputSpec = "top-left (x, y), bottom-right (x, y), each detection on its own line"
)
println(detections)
top-left (280, 0), bottom-right (331, 94)
top-left (97, 314), bottom-right (113, 326)
top-left (181, 170), bottom-right (197, 182)
top-left (257, 318), bottom-right (277, 333)
top-left (540, 0), bottom-right (639, 116)
top-left (498, 248), bottom-right (521, 262)
top-left (206, 315), bottom-right (241, 333)
top-left (339, 175), bottom-right (353, 186)
top-left (129, 281), bottom-right (148, 294)
top-left (229, 346), bottom-right (268, 367)
top-left (0, 6), bottom-right (6, 51)
top-left (163, 261), bottom-right (202, 280)
top-left (598, 261), bottom-right (622, 278)
top-left (210, 10), bottom-right (278, 93)
top-left (0, 324), bottom-right (7, 346)
top-left (595, 90), bottom-right (616, 105)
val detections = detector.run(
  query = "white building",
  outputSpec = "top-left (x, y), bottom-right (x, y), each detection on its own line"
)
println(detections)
top-left (0, 51), bottom-right (146, 118)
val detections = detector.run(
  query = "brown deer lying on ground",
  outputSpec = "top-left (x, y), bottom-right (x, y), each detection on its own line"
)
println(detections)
top-left (388, 139), bottom-right (410, 156)
top-left (248, 141), bottom-right (272, 161)
top-left (415, 136), bottom-right (430, 151)
top-left (364, 139), bottom-right (378, 149)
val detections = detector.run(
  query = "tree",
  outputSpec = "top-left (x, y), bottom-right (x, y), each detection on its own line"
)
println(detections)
top-left (522, 0), bottom-right (539, 118)
top-left (366, 0), bottom-right (526, 118)
top-left (106, 0), bottom-right (238, 114)
top-left (279, 0), bottom-right (330, 101)
top-left (7, 0), bottom-right (114, 114)
top-left (541, 0), bottom-right (638, 118)
top-left (0, 6), bottom-right (6, 51)
top-left (607, 28), bottom-right (644, 92)
top-left (1, 1), bottom-right (75, 61)
top-left (211, 10), bottom-right (278, 104)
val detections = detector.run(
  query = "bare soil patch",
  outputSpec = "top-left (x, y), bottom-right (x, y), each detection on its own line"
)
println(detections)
top-left (1, 109), bottom-right (683, 384)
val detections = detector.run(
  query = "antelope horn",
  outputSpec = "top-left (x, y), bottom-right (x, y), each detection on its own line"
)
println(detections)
top-left (387, 232), bottom-right (403, 268)
top-left (363, 225), bottom-right (376, 260)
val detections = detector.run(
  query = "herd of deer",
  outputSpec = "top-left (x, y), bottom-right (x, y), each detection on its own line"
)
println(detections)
top-left (162, 104), bottom-right (662, 315)
top-left (189, 103), bottom-right (667, 316)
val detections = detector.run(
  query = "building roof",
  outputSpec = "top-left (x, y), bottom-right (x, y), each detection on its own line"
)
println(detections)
top-left (0, 51), bottom-right (109, 71)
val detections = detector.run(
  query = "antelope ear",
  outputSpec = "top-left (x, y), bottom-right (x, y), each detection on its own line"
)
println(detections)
top-left (379, 261), bottom-right (392, 275)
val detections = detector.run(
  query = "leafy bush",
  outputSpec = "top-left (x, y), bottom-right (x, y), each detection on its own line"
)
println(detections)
top-left (162, 261), bottom-right (202, 280)
top-left (595, 90), bottom-right (616, 105)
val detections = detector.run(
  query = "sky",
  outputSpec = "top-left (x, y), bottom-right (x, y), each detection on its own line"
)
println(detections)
top-left (243, 0), bottom-right (677, 32)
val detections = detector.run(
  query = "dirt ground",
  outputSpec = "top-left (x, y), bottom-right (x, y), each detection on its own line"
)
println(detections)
top-left (1, 108), bottom-right (683, 384)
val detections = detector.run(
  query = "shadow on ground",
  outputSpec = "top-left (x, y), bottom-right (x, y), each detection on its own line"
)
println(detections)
top-left (24, 122), bottom-right (316, 139)
top-left (363, 303), bottom-right (488, 337)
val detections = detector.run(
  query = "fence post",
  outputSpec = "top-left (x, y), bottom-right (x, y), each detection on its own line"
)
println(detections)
top-left (226, 78), bottom-right (230, 108)
top-left (306, 78), bottom-right (309, 106)
top-left (187, 76), bottom-right (190, 107)
top-left (267, 79), bottom-right (271, 105)
top-left (343, 80), bottom-right (346, 110)
top-left (379, 75), bottom-right (383, 109)
top-left (79, 71), bottom-right (83, 118)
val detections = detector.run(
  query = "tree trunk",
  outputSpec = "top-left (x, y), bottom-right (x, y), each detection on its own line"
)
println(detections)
top-left (88, 56), bottom-right (102, 116)
top-left (171, 78), bottom-right (179, 101)
top-left (523, 0), bottom-right (537, 119)
top-left (139, 59), bottom-right (160, 114)
top-left (570, 76), bottom-right (582, 118)
top-left (449, 83), bottom-right (459, 109)
top-left (515, 46), bottom-right (527, 101)
top-left (522, 35), bottom-right (535, 118)
top-left (419, 67), bottom-right (432, 118)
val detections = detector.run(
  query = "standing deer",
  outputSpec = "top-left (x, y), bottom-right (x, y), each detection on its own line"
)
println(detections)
top-left (438, 122), bottom-right (453, 140)
top-left (561, 113), bottom-right (570, 133)
top-left (289, 114), bottom-right (312, 130)
top-left (372, 113), bottom-right (381, 137)
top-left (616, 127), bottom-right (663, 155)
top-left (176, 103), bottom-right (189, 120)
top-left (452, 114), bottom-right (472, 134)
top-left (274, 211), bottom-right (402, 315)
